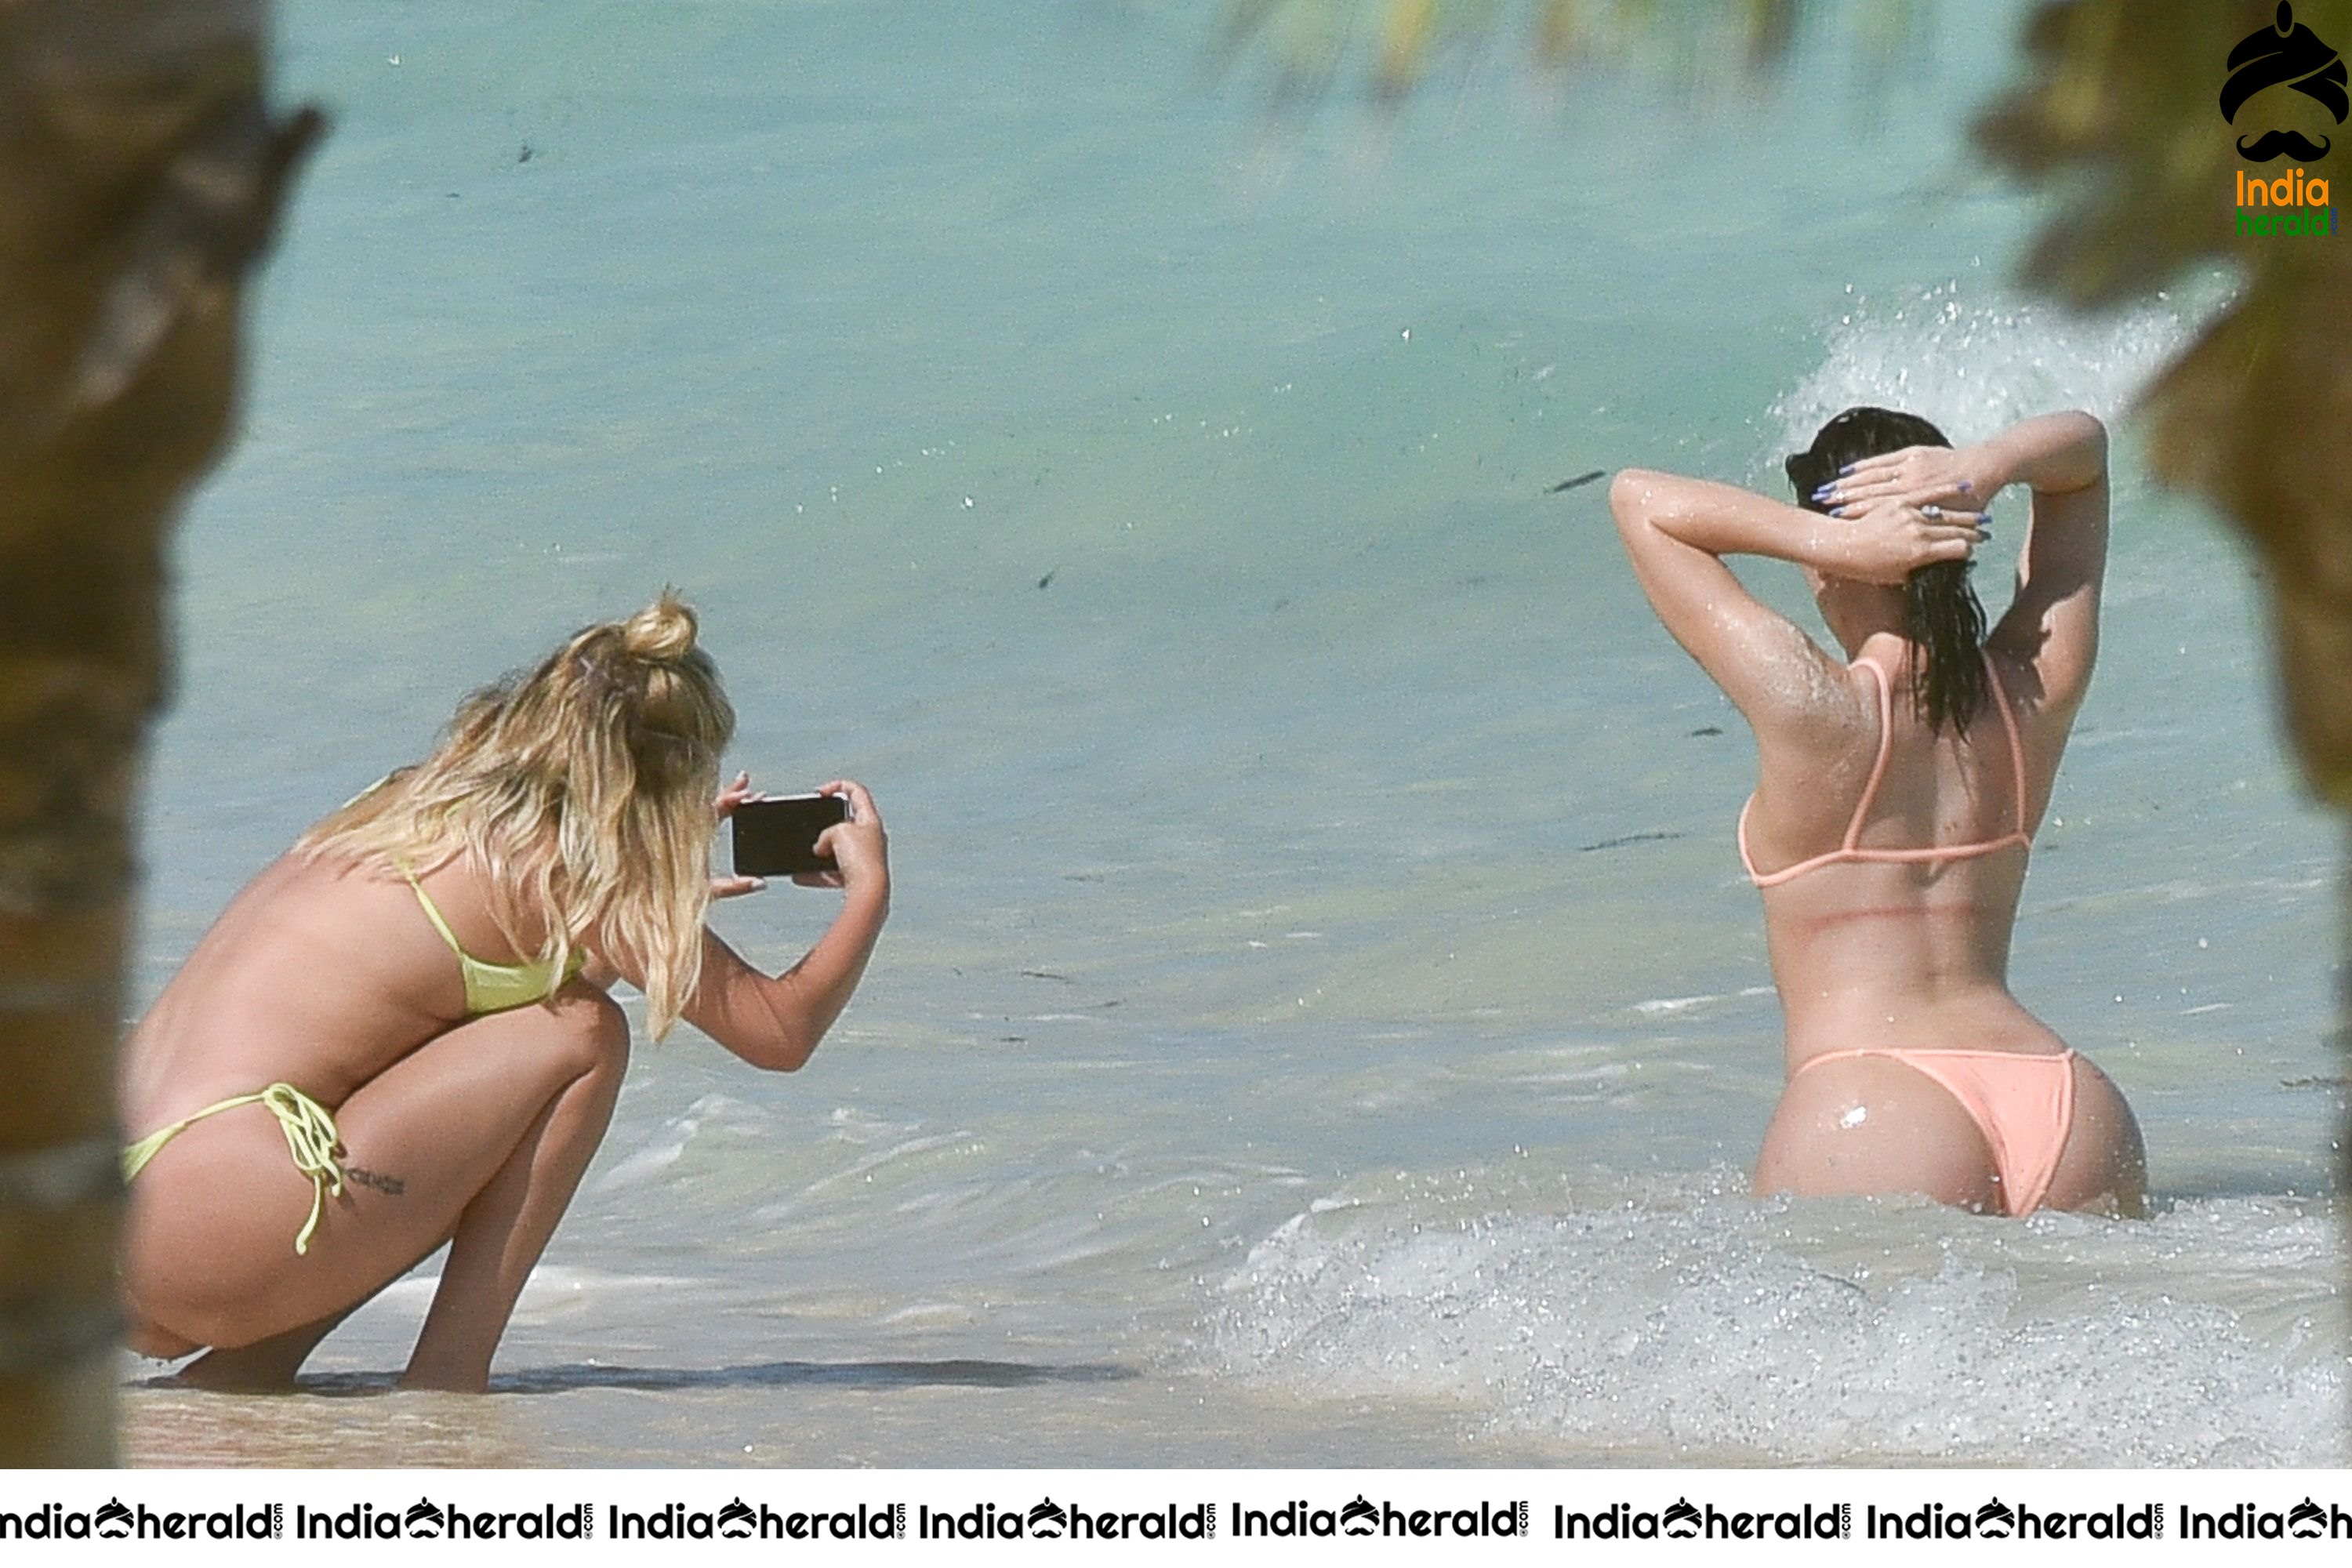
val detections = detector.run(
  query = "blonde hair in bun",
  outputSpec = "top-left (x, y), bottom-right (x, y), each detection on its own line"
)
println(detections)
top-left (619, 593), bottom-right (699, 662)
top-left (302, 590), bottom-right (735, 1038)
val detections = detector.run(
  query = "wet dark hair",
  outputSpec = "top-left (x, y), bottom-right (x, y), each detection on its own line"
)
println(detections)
top-left (1784, 406), bottom-right (1987, 735)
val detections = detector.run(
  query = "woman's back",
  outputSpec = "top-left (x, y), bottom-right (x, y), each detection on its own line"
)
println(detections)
top-left (1608, 408), bottom-right (2144, 1214)
top-left (1742, 642), bottom-right (2065, 1058)
top-left (121, 853), bottom-right (492, 1125)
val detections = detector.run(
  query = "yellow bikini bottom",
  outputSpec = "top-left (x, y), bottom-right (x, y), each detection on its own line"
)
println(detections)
top-left (122, 1083), bottom-right (347, 1256)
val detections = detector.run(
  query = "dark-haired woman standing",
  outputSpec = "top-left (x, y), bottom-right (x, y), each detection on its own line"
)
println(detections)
top-left (1611, 409), bottom-right (2145, 1216)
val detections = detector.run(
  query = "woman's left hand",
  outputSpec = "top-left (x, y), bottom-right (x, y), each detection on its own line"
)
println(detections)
top-left (1818, 444), bottom-right (2002, 514)
top-left (714, 771), bottom-right (757, 822)
top-left (1823, 497), bottom-right (1990, 585)
top-left (710, 771), bottom-right (766, 899)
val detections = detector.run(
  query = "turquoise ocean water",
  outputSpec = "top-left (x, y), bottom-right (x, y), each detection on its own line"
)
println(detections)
top-left (124, 1), bottom-right (2345, 1465)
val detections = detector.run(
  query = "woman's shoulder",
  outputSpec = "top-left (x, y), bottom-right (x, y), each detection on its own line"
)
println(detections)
top-left (1757, 644), bottom-right (1894, 751)
top-left (141, 849), bottom-right (425, 1019)
top-left (228, 847), bottom-right (401, 920)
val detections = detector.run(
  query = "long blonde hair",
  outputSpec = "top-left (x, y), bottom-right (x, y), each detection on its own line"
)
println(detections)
top-left (300, 591), bottom-right (734, 1038)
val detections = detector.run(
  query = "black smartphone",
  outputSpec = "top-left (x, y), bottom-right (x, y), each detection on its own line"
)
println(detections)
top-left (731, 793), bottom-right (848, 877)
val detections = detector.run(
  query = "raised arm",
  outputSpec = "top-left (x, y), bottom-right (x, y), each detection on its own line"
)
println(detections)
top-left (1610, 468), bottom-right (1980, 731)
top-left (1982, 413), bottom-right (2108, 713)
top-left (683, 779), bottom-right (891, 1072)
top-left (1823, 411), bottom-right (2108, 713)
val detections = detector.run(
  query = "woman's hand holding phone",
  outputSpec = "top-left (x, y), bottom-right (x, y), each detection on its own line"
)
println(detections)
top-left (714, 773), bottom-right (887, 898)
top-left (712, 771), bottom-right (765, 899)
top-left (803, 780), bottom-right (888, 898)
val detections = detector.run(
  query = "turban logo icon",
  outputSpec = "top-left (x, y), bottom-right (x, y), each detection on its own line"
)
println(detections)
top-left (2223, 2), bottom-right (2348, 162)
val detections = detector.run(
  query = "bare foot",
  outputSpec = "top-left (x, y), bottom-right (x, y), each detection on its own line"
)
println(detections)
top-left (395, 1367), bottom-right (490, 1394)
top-left (170, 1343), bottom-right (310, 1392)
top-left (169, 1311), bottom-right (350, 1392)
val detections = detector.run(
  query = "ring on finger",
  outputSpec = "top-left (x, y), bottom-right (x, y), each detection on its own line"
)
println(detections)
top-left (1920, 503), bottom-right (1944, 521)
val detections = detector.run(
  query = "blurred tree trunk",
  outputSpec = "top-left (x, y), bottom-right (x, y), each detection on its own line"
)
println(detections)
top-left (0, 0), bottom-right (315, 1465)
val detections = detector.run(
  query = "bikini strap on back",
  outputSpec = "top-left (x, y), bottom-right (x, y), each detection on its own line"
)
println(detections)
top-left (1981, 650), bottom-right (2028, 835)
top-left (1841, 656), bottom-right (1898, 851)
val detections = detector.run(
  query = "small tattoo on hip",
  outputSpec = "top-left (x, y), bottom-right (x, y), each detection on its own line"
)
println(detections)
top-left (345, 1167), bottom-right (405, 1196)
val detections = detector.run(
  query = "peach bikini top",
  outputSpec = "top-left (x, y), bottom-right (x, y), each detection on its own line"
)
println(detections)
top-left (1738, 651), bottom-right (2031, 888)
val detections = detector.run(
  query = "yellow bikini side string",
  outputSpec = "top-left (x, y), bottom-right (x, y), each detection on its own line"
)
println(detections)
top-left (121, 1083), bottom-right (347, 1256)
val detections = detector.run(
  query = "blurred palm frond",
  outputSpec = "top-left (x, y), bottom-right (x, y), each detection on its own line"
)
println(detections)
top-left (1218, 0), bottom-right (1846, 106)
top-left (1982, 0), bottom-right (2352, 797)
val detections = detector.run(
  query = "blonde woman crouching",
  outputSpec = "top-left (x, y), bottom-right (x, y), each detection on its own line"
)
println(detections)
top-left (118, 593), bottom-right (888, 1391)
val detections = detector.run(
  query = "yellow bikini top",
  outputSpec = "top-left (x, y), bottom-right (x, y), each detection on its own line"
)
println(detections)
top-left (399, 866), bottom-right (583, 1014)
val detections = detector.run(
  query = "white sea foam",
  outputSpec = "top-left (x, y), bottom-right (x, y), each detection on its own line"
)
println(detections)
top-left (1210, 1178), bottom-right (2347, 1465)
top-left (590, 1093), bottom-right (766, 1192)
top-left (354, 1264), bottom-right (706, 1333)
top-left (1766, 278), bottom-right (2225, 463)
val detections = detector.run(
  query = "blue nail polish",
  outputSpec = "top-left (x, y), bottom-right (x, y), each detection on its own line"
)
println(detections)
top-left (1837, 463), bottom-right (1854, 477)
top-left (1831, 506), bottom-right (1851, 518)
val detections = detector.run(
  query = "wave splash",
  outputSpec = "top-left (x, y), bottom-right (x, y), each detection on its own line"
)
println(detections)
top-left (1209, 1174), bottom-right (2344, 1466)
top-left (1766, 280), bottom-right (2222, 464)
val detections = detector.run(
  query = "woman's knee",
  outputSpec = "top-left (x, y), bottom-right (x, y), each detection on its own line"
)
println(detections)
top-left (545, 982), bottom-right (630, 1083)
